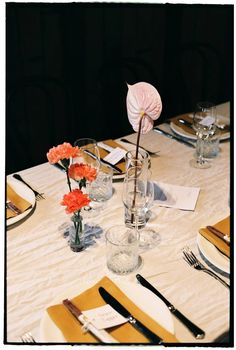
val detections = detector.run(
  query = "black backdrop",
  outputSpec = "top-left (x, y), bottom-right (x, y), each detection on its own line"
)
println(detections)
top-left (6, 2), bottom-right (233, 174)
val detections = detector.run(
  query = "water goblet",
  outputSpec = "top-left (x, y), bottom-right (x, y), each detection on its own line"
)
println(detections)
top-left (74, 138), bottom-right (100, 175)
top-left (190, 102), bottom-right (216, 169)
top-left (123, 167), bottom-right (160, 249)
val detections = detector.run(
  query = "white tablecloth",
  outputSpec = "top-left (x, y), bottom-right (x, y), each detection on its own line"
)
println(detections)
top-left (6, 102), bottom-right (231, 345)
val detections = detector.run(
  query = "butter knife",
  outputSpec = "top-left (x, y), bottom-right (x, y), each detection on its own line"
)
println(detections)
top-left (98, 287), bottom-right (163, 344)
top-left (63, 299), bottom-right (118, 343)
top-left (206, 226), bottom-right (230, 245)
top-left (136, 274), bottom-right (205, 339)
top-left (154, 127), bottom-right (195, 148)
top-left (6, 200), bottom-right (22, 215)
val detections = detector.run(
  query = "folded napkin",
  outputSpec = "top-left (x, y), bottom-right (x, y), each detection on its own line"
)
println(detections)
top-left (47, 276), bottom-right (178, 343)
top-left (6, 183), bottom-right (32, 219)
top-left (98, 139), bottom-right (127, 173)
top-left (172, 114), bottom-right (196, 135)
top-left (199, 216), bottom-right (230, 258)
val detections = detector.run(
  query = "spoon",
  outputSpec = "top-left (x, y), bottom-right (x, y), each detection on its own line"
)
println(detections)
top-left (120, 138), bottom-right (160, 155)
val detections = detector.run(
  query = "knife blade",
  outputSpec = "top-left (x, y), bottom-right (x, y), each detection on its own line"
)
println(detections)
top-left (63, 299), bottom-right (118, 343)
top-left (136, 274), bottom-right (205, 339)
top-left (98, 287), bottom-right (163, 344)
top-left (154, 127), bottom-right (195, 148)
top-left (206, 226), bottom-right (230, 244)
top-left (84, 150), bottom-right (123, 174)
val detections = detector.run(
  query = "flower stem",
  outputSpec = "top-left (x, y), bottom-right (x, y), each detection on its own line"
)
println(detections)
top-left (131, 112), bottom-right (144, 224)
top-left (66, 170), bottom-right (72, 192)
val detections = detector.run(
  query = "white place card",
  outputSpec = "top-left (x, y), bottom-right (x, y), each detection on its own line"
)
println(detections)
top-left (82, 304), bottom-right (127, 330)
top-left (153, 181), bottom-right (200, 211)
top-left (103, 147), bottom-right (127, 165)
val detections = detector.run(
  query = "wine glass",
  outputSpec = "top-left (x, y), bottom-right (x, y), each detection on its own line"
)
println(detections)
top-left (122, 167), bottom-right (160, 249)
top-left (74, 138), bottom-right (100, 176)
top-left (190, 102), bottom-right (216, 169)
top-left (74, 138), bottom-right (101, 217)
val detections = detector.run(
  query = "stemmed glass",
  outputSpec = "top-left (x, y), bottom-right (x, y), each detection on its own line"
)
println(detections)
top-left (122, 167), bottom-right (160, 249)
top-left (73, 138), bottom-right (101, 216)
top-left (190, 102), bottom-right (216, 169)
top-left (74, 138), bottom-right (100, 176)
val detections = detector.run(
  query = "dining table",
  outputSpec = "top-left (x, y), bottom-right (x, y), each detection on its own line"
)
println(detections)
top-left (6, 102), bottom-right (231, 345)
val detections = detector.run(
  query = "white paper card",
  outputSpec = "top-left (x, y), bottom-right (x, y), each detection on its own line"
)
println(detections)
top-left (103, 148), bottom-right (127, 165)
top-left (97, 142), bottom-right (115, 153)
top-left (153, 181), bottom-right (200, 211)
top-left (82, 304), bottom-right (127, 330)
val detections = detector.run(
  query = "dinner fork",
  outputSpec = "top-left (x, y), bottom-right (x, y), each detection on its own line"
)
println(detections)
top-left (20, 332), bottom-right (36, 343)
top-left (182, 247), bottom-right (229, 289)
top-left (13, 174), bottom-right (45, 200)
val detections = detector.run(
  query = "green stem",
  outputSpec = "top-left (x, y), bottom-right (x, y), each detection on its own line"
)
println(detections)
top-left (75, 212), bottom-right (81, 245)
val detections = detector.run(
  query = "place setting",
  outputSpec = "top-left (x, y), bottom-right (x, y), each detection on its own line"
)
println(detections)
top-left (6, 176), bottom-right (40, 228)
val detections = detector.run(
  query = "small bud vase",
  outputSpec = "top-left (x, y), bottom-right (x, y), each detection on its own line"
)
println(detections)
top-left (69, 213), bottom-right (85, 252)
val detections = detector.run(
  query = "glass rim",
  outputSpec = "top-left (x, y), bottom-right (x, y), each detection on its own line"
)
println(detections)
top-left (74, 138), bottom-right (98, 147)
top-left (105, 226), bottom-right (139, 246)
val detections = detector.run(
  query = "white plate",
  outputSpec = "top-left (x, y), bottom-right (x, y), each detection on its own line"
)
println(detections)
top-left (7, 177), bottom-right (36, 227)
top-left (170, 115), bottom-right (230, 141)
top-left (40, 280), bottom-right (175, 342)
top-left (197, 233), bottom-right (230, 274)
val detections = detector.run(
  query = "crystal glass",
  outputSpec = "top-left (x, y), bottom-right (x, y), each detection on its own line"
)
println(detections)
top-left (74, 138), bottom-right (100, 177)
top-left (105, 225), bottom-right (140, 275)
top-left (123, 167), bottom-right (160, 249)
top-left (190, 102), bottom-right (216, 169)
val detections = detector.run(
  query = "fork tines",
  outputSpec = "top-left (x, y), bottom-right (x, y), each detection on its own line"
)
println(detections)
top-left (20, 332), bottom-right (36, 343)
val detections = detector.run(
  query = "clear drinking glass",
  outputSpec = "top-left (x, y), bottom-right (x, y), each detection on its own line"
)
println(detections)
top-left (74, 138), bottom-right (100, 176)
top-left (190, 102), bottom-right (216, 169)
top-left (105, 225), bottom-right (140, 275)
top-left (123, 167), bottom-right (160, 249)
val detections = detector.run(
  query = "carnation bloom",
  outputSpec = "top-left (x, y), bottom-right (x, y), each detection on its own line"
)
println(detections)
top-left (68, 163), bottom-right (97, 182)
top-left (61, 189), bottom-right (91, 214)
top-left (47, 142), bottom-right (80, 164)
top-left (126, 82), bottom-right (162, 134)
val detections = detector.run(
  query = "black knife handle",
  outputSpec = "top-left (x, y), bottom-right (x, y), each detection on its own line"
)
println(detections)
top-left (128, 316), bottom-right (163, 344)
top-left (171, 308), bottom-right (205, 339)
top-left (136, 274), bottom-right (205, 339)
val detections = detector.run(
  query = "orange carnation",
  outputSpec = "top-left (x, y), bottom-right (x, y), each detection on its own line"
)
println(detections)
top-left (47, 142), bottom-right (80, 164)
top-left (68, 163), bottom-right (97, 182)
top-left (61, 189), bottom-right (91, 214)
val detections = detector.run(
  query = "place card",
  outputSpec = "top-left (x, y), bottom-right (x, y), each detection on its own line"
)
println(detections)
top-left (82, 304), bottom-right (127, 330)
top-left (153, 181), bottom-right (200, 211)
top-left (103, 148), bottom-right (127, 165)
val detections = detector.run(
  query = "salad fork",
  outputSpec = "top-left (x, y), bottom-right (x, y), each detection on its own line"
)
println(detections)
top-left (20, 332), bottom-right (36, 343)
top-left (13, 174), bottom-right (45, 200)
top-left (182, 247), bottom-right (229, 289)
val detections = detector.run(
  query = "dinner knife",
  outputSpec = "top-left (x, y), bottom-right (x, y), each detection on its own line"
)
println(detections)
top-left (63, 299), bottom-right (118, 343)
top-left (84, 150), bottom-right (123, 174)
top-left (98, 287), bottom-right (163, 344)
top-left (154, 127), bottom-right (195, 148)
top-left (136, 274), bottom-right (205, 339)
top-left (206, 226), bottom-right (230, 245)
top-left (178, 118), bottom-right (194, 129)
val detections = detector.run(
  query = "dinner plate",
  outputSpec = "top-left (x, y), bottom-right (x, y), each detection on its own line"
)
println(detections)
top-left (197, 233), bottom-right (230, 274)
top-left (7, 177), bottom-right (36, 227)
top-left (40, 280), bottom-right (175, 342)
top-left (170, 115), bottom-right (230, 141)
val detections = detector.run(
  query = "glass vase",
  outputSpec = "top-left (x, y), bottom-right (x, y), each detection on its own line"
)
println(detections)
top-left (69, 213), bottom-right (85, 252)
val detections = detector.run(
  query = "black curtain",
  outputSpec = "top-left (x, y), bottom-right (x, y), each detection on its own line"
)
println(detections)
top-left (6, 3), bottom-right (233, 174)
